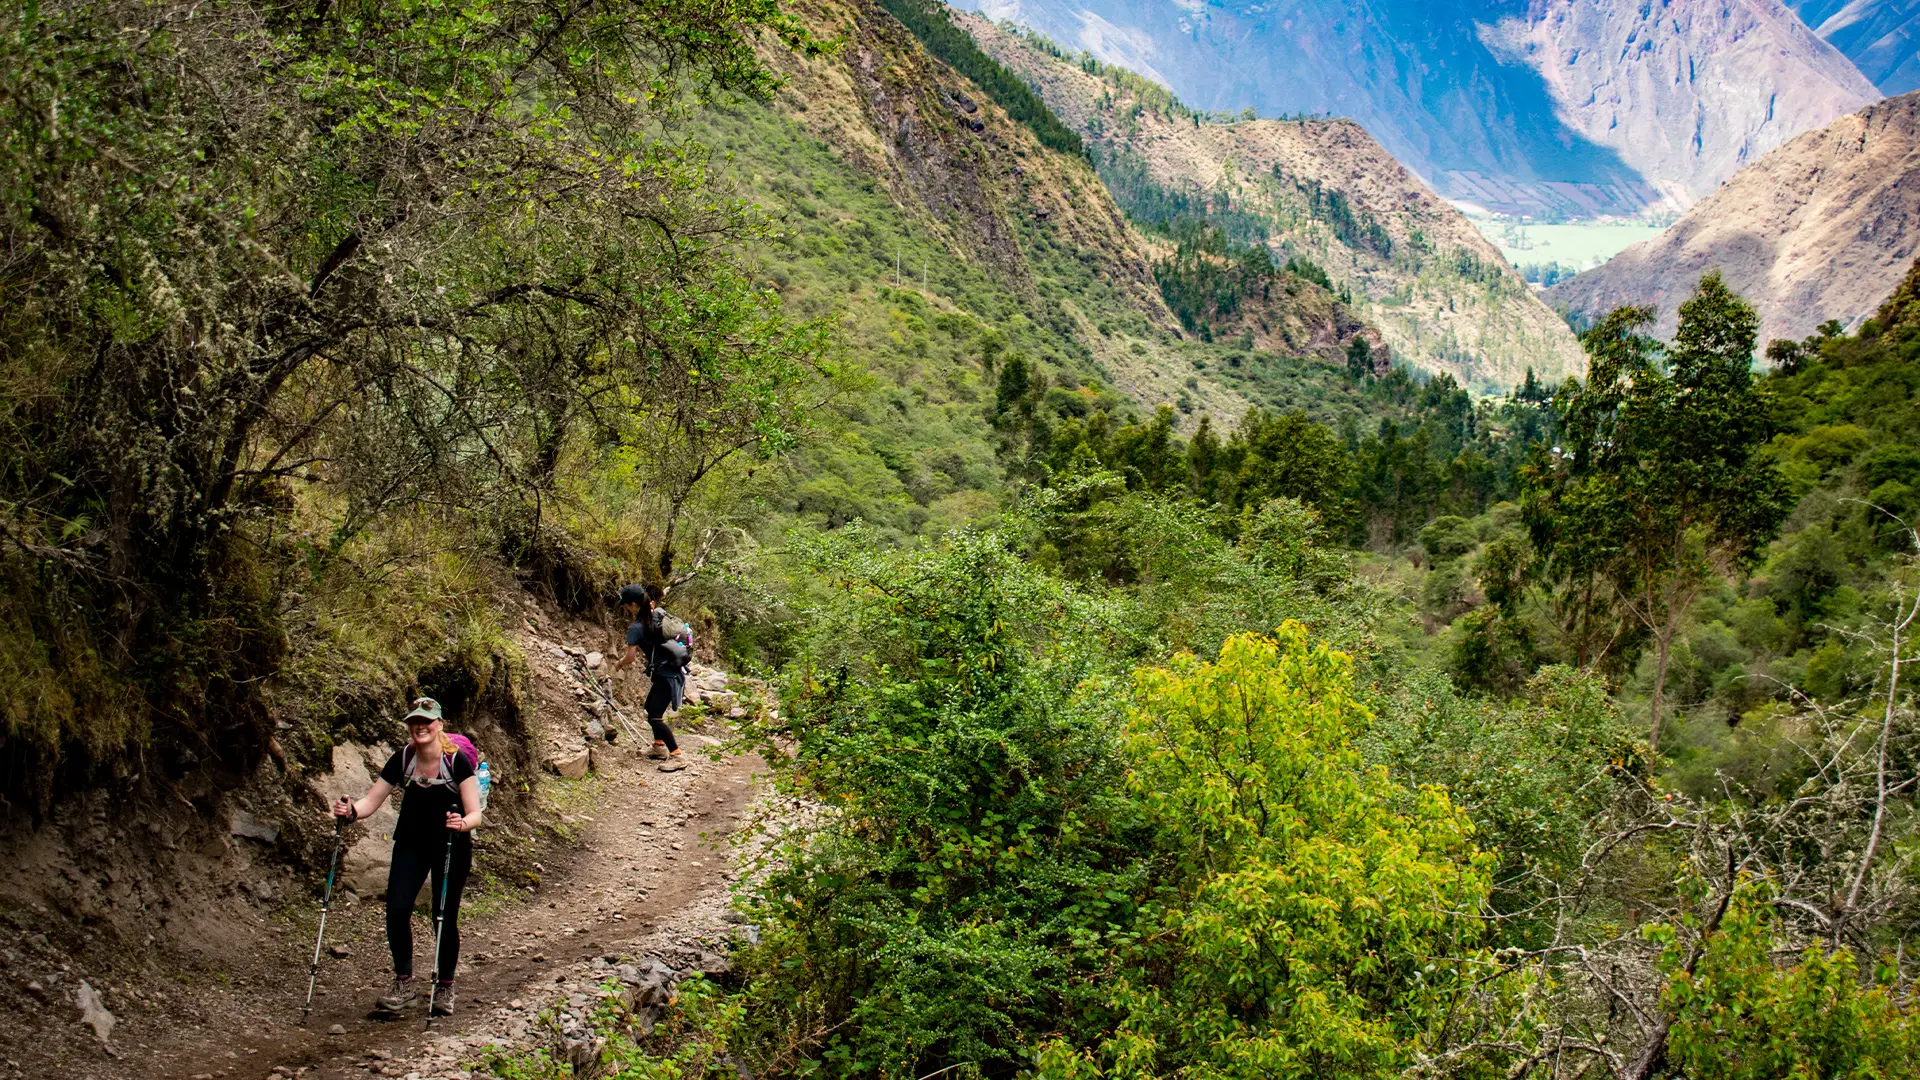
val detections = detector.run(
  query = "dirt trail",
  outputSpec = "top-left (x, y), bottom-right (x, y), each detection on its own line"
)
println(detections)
top-left (174, 741), bottom-right (766, 1080)
top-left (7, 726), bottom-right (768, 1080)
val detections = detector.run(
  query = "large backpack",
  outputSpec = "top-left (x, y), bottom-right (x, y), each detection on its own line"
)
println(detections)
top-left (651, 608), bottom-right (694, 672)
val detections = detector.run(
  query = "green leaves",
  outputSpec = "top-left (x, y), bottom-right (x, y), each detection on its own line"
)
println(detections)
top-left (1524, 274), bottom-right (1793, 744)
top-left (1662, 888), bottom-right (1920, 1079)
top-left (1076, 627), bottom-right (1492, 1079)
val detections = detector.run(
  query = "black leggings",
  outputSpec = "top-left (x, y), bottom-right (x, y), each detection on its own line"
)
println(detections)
top-left (644, 676), bottom-right (681, 753)
top-left (386, 837), bottom-right (472, 983)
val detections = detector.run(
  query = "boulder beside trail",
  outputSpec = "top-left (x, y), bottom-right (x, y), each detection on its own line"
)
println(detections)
top-left (74, 980), bottom-right (114, 1044)
top-left (308, 742), bottom-right (401, 897)
top-left (547, 747), bottom-right (591, 781)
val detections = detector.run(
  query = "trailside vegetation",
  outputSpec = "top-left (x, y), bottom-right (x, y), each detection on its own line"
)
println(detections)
top-left (0, 0), bottom-right (837, 808)
top-left (12, 0), bottom-right (1920, 1073)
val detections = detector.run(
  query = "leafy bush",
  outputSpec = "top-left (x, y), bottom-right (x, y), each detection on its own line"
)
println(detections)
top-left (1026, 628), bottom-right (1496, 1079)
top-left (732, 527), bottom-right (1143, 1076)
top-left (1661, 889), bottom-right (1920, 1078)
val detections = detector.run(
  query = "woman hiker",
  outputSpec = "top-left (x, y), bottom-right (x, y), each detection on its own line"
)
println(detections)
top-left (614, 582), bottom-right (691, 772)
top-left (331, 697), bottom-right (482, 1018)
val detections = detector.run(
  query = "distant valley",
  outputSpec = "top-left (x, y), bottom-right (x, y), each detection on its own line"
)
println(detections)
top-left (956, 0), bottom-right (1880, 217)
top-left (958, 12), bottom-right (1585, 389)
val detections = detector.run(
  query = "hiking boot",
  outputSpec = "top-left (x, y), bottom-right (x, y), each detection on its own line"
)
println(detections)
top-left (374, 976), bottom-right (417, 1017)
top-left (429, 983), bottom-right (456, 1017)
top-left (657, 754), bottom-right (688, 773)
top-left (648, 743), bottom-right (669, 760)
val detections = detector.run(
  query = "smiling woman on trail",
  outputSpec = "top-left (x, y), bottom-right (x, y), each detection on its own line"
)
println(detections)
top-left (330, 697), bottom-right (482, 1019)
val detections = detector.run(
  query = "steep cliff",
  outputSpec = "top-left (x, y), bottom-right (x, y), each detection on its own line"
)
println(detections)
top-left (734, 0), bottom-right (1417, 422)
top-left (1481, 0), bottom-right (1882, 205)
top-left (1547, 92), bottom-right (1920, 344)
top-left (957, 0), bottom-right (1879, 216)
top-left (1792, 0), bottom-right (1920, 95)
top-left (959, 13), bottom-right (1586, 389)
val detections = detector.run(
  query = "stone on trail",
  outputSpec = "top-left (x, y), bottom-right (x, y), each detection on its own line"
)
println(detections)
top-left (328, 944), bottom-right (351, 959)
top-left (74, 980), bottom-right (114, 1044)
top-left (328, 1024), bottom-right (347, 1036)
top-left (546, 747), bottom-right (590, 780)
top-left (585, 651), bottom-right (603, 670)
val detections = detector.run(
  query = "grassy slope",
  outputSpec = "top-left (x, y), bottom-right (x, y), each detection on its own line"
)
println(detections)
top-left (956, 14), bottom-right (1586, 394)
top-left (686, 0), bottom-right (1468, 545)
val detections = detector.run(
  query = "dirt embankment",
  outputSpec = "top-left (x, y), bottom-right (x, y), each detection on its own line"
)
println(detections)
top-left (0, 598), bottom-right (776, 1080)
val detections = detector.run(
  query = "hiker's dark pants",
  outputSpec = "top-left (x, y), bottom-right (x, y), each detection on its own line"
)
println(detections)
top-left (644, 672), bottom-right (684, 753)
top-left (387, 835), bottom-right (472, 982)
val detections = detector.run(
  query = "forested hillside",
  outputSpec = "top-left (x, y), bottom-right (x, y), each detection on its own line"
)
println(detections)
top-left (3, 0), bottom-right (1920, 1078)
top-left (951, 0), bottom-right (1879, 214)
top-left (954, 12), bottom-right (1585, 393)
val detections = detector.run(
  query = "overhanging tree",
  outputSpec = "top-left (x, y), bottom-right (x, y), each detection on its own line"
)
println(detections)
top-left (0, 0), bottom-right (824, 807)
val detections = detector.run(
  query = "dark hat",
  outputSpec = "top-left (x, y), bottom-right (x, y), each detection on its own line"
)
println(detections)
top-left (619, 583), bottom-right (648, 607)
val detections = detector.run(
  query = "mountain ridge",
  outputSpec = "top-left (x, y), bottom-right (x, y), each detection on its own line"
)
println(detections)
top-left (1792, 0), bottom-right (1920, 95)
top-left (957, 12), bottom-right (1587, 389)
top-left (1546, 90), bottom-right (1920, 345)
top-left (957, 0), bottom-right (1880, 216)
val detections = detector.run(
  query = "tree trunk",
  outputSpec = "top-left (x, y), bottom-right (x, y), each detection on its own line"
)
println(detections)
top-left (657, 488), bottom-right (688, 581)
top-left (1648, 626), bottom-right (1674, 750)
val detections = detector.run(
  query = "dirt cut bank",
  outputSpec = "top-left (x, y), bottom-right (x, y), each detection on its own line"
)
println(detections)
top-left (0, 597), bottom-right (774, 1080)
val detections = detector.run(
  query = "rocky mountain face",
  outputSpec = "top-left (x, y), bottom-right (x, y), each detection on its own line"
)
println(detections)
top-left (1547, 92), bottom-right (1920, 344)
top-left (958, 13), bottom-right (1586, 389)
top-left (1482, 0), bottom-right (1881, 206)
top-left (956, 0), bottom-right (1879, 216)
top-left (1793, 0), bottom-right (1920, 95)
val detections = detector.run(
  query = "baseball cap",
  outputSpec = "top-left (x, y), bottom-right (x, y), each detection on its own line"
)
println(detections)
top-left (619, 583), bottom-right (647, 606)
top-left (404, 697), bottom-right (443, 725)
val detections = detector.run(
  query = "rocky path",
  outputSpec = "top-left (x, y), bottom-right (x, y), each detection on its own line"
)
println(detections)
top-left (3, 722), bottom-right (772, 1080)
top-left (0, 598), bottom-right (782, 1080)
top-left (141, 738), bottom-right (768, 1080)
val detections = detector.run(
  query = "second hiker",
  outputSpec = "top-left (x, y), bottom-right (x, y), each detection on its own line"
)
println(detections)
top-left (615, 583), bottom-right (693, 772)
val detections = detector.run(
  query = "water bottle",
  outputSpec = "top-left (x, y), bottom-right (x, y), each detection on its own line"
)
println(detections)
top-left (476, 761), bottom-right (492, 810)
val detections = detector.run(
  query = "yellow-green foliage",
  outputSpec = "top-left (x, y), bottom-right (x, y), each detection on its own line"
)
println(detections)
top-left (1660, 888), bottom-right (1920, 1078)
top-left (1046, 627), bottom-right (1493, 1079)
top-left (0, 587), bottom-right (144, 793)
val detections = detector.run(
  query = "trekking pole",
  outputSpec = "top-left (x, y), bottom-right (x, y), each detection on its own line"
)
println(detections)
top-left (302, 814), bottom-right (346, 1022)
top-left (577, 656), bottom-right (645, 744)
top-left (426, 825), bottom-right (456, 1030)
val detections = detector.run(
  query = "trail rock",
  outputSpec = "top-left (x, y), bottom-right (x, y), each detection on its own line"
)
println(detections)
top-left (74, 980), bottom-right (114, 1044)
top-left (344, 836), bottom-right (393, 898)
top-left (585, 651), bottom-right (604, 670)
top-left (328, 1024), bottom-right (347, 1036)
top-left (560, 1032), bottom-right (602, 1079)
top-left (311, 744), bottom-right (401, 896)
top-left (547, 748), bottom-right (591, 781)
